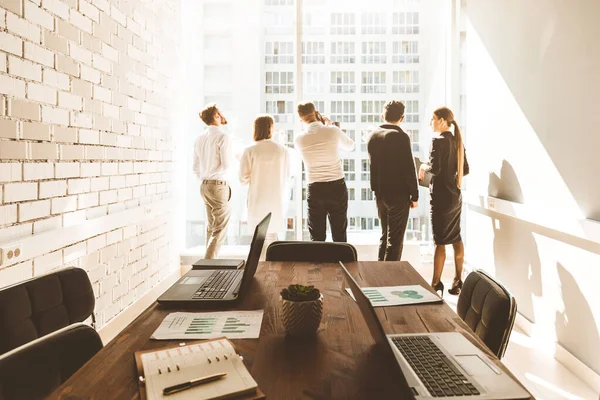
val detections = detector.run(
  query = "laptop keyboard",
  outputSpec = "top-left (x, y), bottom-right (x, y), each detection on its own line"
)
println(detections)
top-left (391, 336), bottom-right (481, 397)
top-left (192, 270), bottom-right (242, 300)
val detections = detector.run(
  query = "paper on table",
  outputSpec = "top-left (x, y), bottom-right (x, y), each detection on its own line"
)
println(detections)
top-left (345, 285), bottom-right (442, 307)
top-left (151, 310), bottom-right (264, 340)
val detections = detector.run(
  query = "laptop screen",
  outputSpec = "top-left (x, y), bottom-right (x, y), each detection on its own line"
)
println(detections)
top-left (238, 213), bottom-right (271, 293)
top-left (339, 261), bottom-right (388, 346)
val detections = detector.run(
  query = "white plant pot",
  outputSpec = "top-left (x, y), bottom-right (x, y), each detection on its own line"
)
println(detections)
top-left (280, 294), bottom-right (324, 336)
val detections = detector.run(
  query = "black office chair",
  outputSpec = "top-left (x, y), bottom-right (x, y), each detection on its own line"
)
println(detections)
top-left (456, 270), bottom-right (517, 359)
top-left (0, 267), bottom-right (96, 355)
top-left (266, 241), bottom-right (358, 262)
top-left (0, 323), bottom-right (103, 400)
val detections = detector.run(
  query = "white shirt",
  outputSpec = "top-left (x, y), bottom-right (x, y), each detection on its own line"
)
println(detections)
top-left (193, 125), bottom-right (234, 181)
top-left (294, 121), bottom-right (354, 183)
top-left (239, 139), bottom-right (293, 233)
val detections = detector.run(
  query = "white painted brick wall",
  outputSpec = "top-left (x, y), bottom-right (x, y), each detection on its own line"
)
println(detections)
top-left (0, 0), bottom-right (179, 330)
top-left (27, 82), bottom-right (57, 105)
top-left (19, 199), bottom-right (51, 221)
top-left (5, 182), bottom-right (38, 202)
top-left (23, 162), bottom-right (53, 180)
top-left (40, 180), bottom-right (67, 198)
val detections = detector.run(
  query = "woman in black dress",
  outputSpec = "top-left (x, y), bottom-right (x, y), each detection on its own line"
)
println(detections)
top-left (419, 107), bottom-right (469, 297)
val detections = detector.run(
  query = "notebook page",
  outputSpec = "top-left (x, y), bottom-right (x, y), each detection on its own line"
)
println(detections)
top-left (141, 339), bottom-right (257, 400)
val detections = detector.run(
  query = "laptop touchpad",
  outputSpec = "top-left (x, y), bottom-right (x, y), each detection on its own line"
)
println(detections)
top-left (454, 355), bottom-right (500, 376)
top-left (180, 276), bottom-right (204, 285)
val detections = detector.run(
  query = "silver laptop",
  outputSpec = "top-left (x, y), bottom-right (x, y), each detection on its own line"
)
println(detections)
top-left (339, 262), bottom-right (529, 400)
top-left (157, 213), bottom-right (270, 306)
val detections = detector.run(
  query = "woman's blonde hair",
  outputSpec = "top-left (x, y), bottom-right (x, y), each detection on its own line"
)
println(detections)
top-left (433, 107), bottom-right (464, 189)
top-left (253, 115), bottom-right (274, 141)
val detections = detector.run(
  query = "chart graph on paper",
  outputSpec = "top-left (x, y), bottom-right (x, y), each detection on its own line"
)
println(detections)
top-left (151, 310), bottom-right (264, 340)
top-left (345, 285), bottom-right (442, 307)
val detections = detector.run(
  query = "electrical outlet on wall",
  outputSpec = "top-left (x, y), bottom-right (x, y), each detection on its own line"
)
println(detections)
top-left (0, 241), bottom-right (24, 266)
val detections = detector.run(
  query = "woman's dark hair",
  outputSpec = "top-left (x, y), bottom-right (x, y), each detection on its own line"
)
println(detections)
top-left (433, 107), bottom-right (464, 189)
top-left (253, 115), bottom-right (274, 141)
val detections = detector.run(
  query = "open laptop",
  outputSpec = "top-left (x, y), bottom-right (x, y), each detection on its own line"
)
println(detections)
top-left (157, 213), bottom-right (271, 306)
top-left (339, 262), bottom-right (529, 400)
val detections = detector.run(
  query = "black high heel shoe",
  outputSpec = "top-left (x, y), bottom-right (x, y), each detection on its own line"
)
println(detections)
top-left (448, 279), bottom-right (463, 295)
top-left (433, 281), bottom-right (444, 298)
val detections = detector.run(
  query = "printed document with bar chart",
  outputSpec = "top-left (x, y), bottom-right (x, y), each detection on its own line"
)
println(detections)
top-left (151, 310), bottom-right (264, 340)
top-left (345, 285), bottom-right (442, 307)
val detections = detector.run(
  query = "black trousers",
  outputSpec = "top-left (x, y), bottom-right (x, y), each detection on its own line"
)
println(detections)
top-left (307, 178), bottom-right (348, 242)
top-left (375, 195), bottom-right (411, 261)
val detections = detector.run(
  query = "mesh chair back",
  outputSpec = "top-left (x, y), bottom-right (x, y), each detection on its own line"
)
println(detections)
top-left (456, 270), bottom-right (517, 359)
top-left (266, 241), bottom-right (357, 262)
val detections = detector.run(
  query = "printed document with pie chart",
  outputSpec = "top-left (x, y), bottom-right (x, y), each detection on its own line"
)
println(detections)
top-left (345, 285), bottom-right (443, 307)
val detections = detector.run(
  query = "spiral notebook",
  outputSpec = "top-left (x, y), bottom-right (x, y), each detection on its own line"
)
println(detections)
top-left (134, 338), bottom-right (264, 400)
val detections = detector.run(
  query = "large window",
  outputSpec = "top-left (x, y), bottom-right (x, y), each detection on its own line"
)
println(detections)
top-left (186, 0), bottom-right (450, 249)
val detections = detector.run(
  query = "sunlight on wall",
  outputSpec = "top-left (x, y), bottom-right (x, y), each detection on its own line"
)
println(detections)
top-left (466, 19), bottom-right (583, 221)
top-left (464, 4), bottom-right (600, 378)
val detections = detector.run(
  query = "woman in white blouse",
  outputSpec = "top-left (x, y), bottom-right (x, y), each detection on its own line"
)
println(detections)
top-left (240, 115), bottom-right (293, 243)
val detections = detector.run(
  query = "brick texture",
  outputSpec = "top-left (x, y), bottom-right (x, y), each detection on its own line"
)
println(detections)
top-left (0, 0), bottom-right (179, 330)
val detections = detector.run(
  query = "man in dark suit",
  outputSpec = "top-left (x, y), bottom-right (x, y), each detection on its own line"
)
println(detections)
top-left (367, 101), bottom-right (419, 261)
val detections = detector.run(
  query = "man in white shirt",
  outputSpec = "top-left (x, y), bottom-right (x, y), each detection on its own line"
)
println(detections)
top-left (193, 103), bottom-right (234, 259)
top-left (295, 101), bottom-right (355, 242)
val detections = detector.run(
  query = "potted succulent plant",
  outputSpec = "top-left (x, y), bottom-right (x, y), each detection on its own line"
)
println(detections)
top-left (280, 284), bottom-right (323, 336)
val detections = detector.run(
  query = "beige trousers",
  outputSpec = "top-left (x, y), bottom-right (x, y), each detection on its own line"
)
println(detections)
top-left (200, 181), bottom-right (231, 259)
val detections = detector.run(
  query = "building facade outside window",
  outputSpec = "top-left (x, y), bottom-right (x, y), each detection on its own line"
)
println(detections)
top-left (331, 101), bottom-right (356, 123)
top-left (392, 41), bottom-right (419, 64)
top-left (266, 71), bottom-right (294, 94)
top-left (331, 13), bottom-right (356, 35)
top-left (361, 71), bottom-right (386, 94)
top-left (392, 70), bottom-right (419, 93)
top-left (265, 41), bottom-right (294, 64)
top-left (331, 71), bottom-right (356, 93)
top-left (361, 12), bottom-right (386, 34)
top-left (330, 42), bottom-right (355, 64)
top-left (361, 41), bottom-right (387, 64)
top-left (302, 41), bottom-right (325, 64)
top-left (392, 11), bottom-right (419, 34)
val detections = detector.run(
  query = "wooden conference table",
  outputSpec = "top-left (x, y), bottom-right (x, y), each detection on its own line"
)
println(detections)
top-left (49, 261), bottom-right (532, 399)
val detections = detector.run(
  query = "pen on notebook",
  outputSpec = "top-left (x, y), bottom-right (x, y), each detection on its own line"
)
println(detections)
top-left (162, 372), bottom-right (227, 396)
